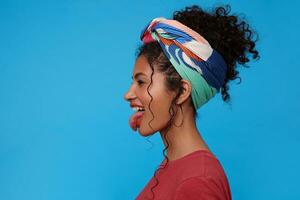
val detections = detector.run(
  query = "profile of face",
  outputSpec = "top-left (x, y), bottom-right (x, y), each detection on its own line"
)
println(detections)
top-left (124, 55), bottom-right (176, 136)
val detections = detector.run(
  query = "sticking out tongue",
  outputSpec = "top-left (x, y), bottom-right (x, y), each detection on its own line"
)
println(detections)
top-left (129, 111), bottom-right (145, 131)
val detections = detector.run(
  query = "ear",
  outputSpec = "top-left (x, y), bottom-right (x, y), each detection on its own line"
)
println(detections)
top-left (176, 79), bottom-right (192, 105)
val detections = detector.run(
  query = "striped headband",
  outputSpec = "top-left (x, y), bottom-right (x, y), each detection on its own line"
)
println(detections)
top-left (140, 17), bottom-right (228, 110)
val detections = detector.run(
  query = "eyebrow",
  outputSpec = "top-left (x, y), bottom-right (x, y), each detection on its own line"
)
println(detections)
top-left (131, 72), bottom-right (147, 80)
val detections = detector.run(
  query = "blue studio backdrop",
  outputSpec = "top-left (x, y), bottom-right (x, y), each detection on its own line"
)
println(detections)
top-left (0, 0), bottom-right (299, 199)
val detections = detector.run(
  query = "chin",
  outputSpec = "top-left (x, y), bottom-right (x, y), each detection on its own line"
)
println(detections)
top-left (138, 127), bottom-right (156, 137)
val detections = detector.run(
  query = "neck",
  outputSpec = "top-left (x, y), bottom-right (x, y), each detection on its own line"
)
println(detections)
top-left (159, 106), bottom-right (211, 162)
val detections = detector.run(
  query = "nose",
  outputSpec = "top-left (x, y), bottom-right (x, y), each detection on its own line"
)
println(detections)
top-left (124, 84), bottom-right (136, 102)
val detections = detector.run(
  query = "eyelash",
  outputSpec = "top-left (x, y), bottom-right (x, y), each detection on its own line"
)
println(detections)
top-left (137, 80), bottom-right (144, 85)
top-left (130, 80), bottom-right (144, 86)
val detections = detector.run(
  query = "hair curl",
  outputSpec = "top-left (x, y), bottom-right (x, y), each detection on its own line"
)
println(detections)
top-left (135, 4), bottom-right (259, 199)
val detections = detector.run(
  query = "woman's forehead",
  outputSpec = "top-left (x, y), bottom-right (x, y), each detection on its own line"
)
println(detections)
top-left (133, 56), bottom-right (152, 76)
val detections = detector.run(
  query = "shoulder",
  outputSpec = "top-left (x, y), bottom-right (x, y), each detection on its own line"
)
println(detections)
top-left (177, 150), bottom-right (226, 178)
top-left (173, 176), bottom-right (226, 200)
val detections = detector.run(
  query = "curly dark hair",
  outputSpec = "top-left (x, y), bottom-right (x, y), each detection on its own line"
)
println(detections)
top-left (135, 4), bottom-right (259, 199)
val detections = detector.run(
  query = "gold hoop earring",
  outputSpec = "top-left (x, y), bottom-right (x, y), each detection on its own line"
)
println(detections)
top-left (174, 105), bottom-right (184, 127)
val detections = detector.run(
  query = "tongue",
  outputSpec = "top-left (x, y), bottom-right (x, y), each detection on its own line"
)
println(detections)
top-left (129, 111), bottom-right (144, 131)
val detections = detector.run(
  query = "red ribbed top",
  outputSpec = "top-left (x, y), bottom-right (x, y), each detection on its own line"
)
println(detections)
top-left (136, 149), bottom-right (232, 200)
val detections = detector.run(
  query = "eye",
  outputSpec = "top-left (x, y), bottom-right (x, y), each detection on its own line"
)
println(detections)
top-left (137, 80), bottom-right (144, 86)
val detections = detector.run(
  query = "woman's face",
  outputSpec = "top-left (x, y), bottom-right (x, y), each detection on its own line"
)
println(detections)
top-left (124, 55), bottom-right (176, 136)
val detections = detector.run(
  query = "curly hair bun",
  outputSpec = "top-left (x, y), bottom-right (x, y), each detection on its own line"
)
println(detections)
top-left (173, 4), bottom-right (260, 102)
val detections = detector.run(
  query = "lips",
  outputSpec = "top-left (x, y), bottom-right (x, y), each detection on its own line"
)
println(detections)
top-left (130, 103), bottom-right (145, 109)
top-left (129, 102), bottom-right (146, 131)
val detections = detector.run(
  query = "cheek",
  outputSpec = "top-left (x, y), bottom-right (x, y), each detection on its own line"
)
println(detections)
top-left (156, 96), bottom-right (173, 117)
top-left (146, 93), bottom-right (174, 121)
top-left (136, 88), bottom-right (152, 107)
top-left (139, 82), bottom-right (174, 118)
top-left (146, 98), bottom-right (174, 132)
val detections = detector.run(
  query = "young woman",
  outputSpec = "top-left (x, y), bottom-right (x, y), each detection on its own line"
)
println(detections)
top-left (124, 4), bottom-right (259, 200)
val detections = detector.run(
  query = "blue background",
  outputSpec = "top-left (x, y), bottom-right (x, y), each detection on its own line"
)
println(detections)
top-left (1, 0), bottom-right (299, 199)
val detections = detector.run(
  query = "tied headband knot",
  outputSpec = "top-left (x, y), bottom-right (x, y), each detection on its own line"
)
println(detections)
top-left (140, 17), bottom-right (228, 110)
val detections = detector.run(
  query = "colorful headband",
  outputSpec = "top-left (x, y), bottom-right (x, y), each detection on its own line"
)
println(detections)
top-left (140, 17), bottom-right (228, 110)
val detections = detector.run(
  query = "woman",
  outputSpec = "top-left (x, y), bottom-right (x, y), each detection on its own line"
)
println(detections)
top-left (124, 4), bottom-right (259, 200)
